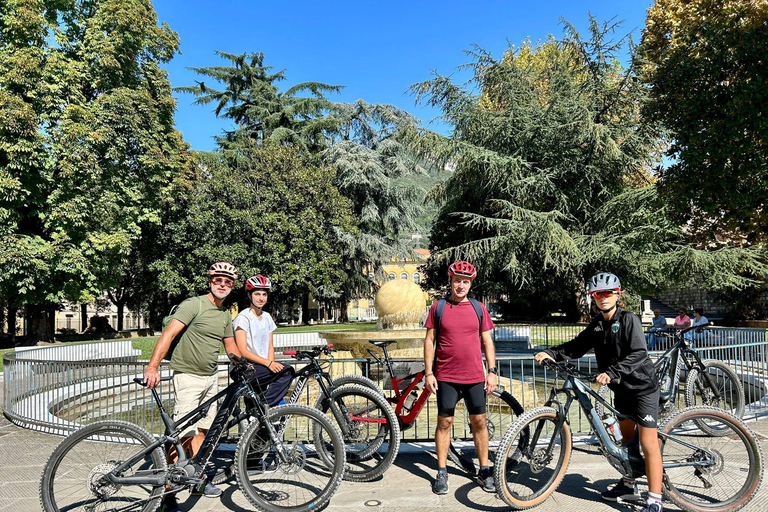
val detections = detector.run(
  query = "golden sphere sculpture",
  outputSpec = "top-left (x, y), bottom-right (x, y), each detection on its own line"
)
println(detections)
top-left (374, 279), bottom-right (426, 329)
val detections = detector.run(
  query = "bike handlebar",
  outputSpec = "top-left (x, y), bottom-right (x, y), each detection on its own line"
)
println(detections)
top-left (541, 358), bottom-right (621, 385)
top-left (282, 344), bottom-right (334, 360)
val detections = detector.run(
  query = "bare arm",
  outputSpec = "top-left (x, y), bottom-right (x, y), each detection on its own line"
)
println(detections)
top-left (233, 328), bottom-right (282, 372)
top-left (424, 328), bottom-right (438, 393)
top-left (143, 319), bottom-right (186, 388)
top-left (482, 330), bottom-right (497, 395)
top-left (222, 336), bottom-right (240, 359)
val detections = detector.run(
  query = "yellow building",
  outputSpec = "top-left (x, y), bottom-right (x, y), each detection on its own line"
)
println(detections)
top-left (382, 248), bottom-right (430, 285)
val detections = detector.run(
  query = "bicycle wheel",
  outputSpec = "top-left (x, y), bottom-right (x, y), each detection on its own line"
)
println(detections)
top-left (331, 374), bottom-right (385, 396)
top-left (210, 395), bottom-right (260, 484)
top-left (235, 404), bottom-right (345, 512)
top-left (660, 406), bottom-right (762, 512)
top-left (685, 360), bottom-right (745, 435)
top-left (494, 407), bottom-right (572, 510)
top-left (448, 389), bottom-right (524, 474)
top-left (593, 384), bottom-right (611, 419)
top-left (313, 383), bottom-right (400, 481)
top-left (40, 420), bottom-right (167, 512)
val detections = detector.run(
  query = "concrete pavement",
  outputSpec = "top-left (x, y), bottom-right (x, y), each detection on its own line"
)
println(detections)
top-left (2, 380), bottom-right (768, 512)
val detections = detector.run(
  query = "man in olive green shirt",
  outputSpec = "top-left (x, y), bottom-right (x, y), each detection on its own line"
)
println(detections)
top-left (143, 262), bottom-right (241, 504)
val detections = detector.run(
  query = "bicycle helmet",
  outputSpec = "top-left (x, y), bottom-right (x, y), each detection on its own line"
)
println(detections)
top-left (448, 260), bottom-right (477, 280)
top-left (588, 272), bottom-right (621, 293)
top-left (245, 274), bottom-right (272, 291)
top-left (208, 262), bottom-right (238, 280)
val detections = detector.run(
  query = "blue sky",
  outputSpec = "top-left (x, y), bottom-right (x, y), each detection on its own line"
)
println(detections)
top-left (154, 1), bottom-right (654, 152)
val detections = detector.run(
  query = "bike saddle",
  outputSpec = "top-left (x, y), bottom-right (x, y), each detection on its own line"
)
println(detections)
top-left (369, 339), bottom-right (397, 347)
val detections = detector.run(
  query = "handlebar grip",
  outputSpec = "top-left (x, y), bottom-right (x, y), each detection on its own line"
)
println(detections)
top-left (283, 350), bottom-right (297, 356)
top-left (326, 344), bottom-right (333, 349)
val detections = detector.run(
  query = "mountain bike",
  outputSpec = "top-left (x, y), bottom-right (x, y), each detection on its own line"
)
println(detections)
top-left (39, 355), bottom-right (346, 512)
top-left (596, 323), bottom-right (745, 436)
top-left (210, 344), bottom-right (399, 484)
top-left (362, 339), bottom-right (525, 475)
top-left (494, 359), bottom-right (763, 511)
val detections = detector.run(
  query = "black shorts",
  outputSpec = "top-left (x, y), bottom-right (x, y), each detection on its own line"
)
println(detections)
top-left (436, 381), bottom-right (486, 417)
top-left (615, 389), bottom-right (660, 428)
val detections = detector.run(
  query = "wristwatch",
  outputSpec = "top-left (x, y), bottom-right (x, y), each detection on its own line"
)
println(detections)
top-left (487, 367), bottom-right (498, 375)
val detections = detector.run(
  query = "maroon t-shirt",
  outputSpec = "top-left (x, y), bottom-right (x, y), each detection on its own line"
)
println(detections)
top-left (425, 299), bottom-right (495, 383)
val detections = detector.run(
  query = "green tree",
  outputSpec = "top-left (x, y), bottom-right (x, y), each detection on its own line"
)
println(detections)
top-left (640, 0), bottom-right (768, 242)
top-left (151, 143), bottom-right (355, 322)
top-left (409, 18), bottom-right (765, 320)
top-left (176, 51), bottom-right (344, 152)
top-left (0, 0), bottom-right (189, 341)
top-left (178, 52), bottom-right (424, 317)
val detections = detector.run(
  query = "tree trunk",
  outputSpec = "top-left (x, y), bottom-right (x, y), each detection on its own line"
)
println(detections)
top-left (0, 301), bottom-right (5, 334)
top-left (116, 302), bottom-right (125, 331)
top-left (81, 304), bottom-right (88, 332)
top-left (26, 303), bottom-right (55, 343)
top-left (7, 307), bottom-right (17, 336)
top-left (574, 285), bottom-right (591, 323)
top-left (301, 292), bottom-right (310, 325)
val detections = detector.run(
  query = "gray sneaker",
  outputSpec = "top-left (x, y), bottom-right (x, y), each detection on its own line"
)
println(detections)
top-left (432, 471), bottom-right (448, 495)
top-left (476, 467), bottom-right (496, 492)
top-left (191, 482), bottom-right (223, 498)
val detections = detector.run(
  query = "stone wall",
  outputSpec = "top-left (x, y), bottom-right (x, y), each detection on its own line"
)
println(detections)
top-left (656, 284), bottom-right (728, 318)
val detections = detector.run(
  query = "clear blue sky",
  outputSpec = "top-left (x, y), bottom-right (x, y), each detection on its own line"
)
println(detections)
top-left (154, 1), bottom-right (654, 152)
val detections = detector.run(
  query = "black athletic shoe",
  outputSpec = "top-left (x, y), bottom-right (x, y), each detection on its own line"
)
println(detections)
top-left (601, 479), bottom-right (640, 502)
top-left (432, 471), bottom-right (448, 495)
top-left (476, 467), bottom-right (496, 492)
top-left (161, 495), bottom-right (181, 512)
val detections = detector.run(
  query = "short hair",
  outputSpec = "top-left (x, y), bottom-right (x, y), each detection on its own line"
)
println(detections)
top-left (694, 308), bottom-right (704, 316)
top-left (678, 307), bottom-right (687, 314)
top-left (653, 309), bottom-right (660, 314)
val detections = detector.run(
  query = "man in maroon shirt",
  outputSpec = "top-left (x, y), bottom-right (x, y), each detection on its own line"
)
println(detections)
top-left (424, 260), bottom-right (497, 494)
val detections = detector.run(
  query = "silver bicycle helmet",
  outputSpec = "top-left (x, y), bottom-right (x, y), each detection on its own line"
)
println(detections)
top-left (588, 272), bottom-right (621, 293)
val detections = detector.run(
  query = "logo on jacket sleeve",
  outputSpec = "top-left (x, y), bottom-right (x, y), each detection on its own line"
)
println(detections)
top-left (594, 325), bottom-right (603, 332)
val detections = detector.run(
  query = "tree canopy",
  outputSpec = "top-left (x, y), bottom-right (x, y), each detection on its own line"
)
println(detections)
top-left (640, 0), bottom-right (768, 242)
top-left (409, 18), bottom-right (766, 319)
top-left (0, 0), bottom-right (189, 340)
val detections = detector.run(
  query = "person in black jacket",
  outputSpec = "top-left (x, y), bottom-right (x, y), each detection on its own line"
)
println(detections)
top-left (534, 273), bottom-right (663, 512)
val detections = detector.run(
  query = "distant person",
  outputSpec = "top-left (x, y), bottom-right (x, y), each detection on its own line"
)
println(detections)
top-left (685, 308), bottom-right (709, 341)
top-left (645, 309), bottom-right (668, 349)
top-left (673, 307), bottom-right (691, 329)
top-left (424, 260), bottom-right (497, 495)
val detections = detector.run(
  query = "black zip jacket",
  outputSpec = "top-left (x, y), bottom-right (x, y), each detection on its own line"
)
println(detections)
top-left (543, 307), bottom-right (658, 397)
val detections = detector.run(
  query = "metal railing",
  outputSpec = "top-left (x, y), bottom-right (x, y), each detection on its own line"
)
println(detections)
top-left (4, 336), bottom-right (767, 441)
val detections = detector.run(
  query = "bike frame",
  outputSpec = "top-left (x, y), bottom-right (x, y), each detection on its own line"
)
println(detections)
top-left (107, 367), bottom-right (285, 488)
top-left (653, 327), bottom-right (721, 406)
top-left (367, 345), bottom-right (431, 426)
top-left (539, 364), bottom-right (718, 478)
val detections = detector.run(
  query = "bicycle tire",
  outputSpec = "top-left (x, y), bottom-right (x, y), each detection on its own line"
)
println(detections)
top-left (235, 404), bottom-right (345, 512)
top-left (660, 406), bottom-right (763, 512)
top-left (313, 383), bottom-right (401, 481)
top-left (494, 407), bottom-right (572, 510)
top-left (331, 375), bottom-right (385, 396)
top-left (685, 360), bottom-right (745, 435)
top-left (448, 389), bottom-right (524, 475)
top-left (39, 420), bottom-right (167, 512)
top-left (593, 384), bottom-right (611, 419)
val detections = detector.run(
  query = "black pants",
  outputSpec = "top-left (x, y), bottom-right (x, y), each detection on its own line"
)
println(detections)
top-left (248, 364), bottom-right (295, 407)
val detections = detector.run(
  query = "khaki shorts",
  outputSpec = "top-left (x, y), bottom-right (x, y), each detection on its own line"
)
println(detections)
top-left (172, 372), bottom-right (219, 437)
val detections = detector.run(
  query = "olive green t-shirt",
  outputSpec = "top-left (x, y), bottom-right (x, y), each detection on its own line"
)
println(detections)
top-left (169, 295), bottom-right (234, 376)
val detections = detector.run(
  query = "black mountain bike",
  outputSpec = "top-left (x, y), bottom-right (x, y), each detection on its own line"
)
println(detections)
top-left (210, 344), bottom-right (399, 484)
top-left (39, 355), bottom-right (346, 512)
top-left (495, 359), bottom-right (763, 511)
top-left (597, 323), bottom-right (745, 436)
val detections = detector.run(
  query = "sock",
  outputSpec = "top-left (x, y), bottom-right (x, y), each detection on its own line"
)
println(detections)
top-left (480, 465), bottom-right (490, 473)
top-left (648, 491), bottom-right (663, 506)
top-left (623, 477), bottom-right (636, 488)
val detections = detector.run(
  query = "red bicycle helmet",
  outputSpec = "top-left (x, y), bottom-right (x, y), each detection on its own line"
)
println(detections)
top-left (208, 262), bottom-right (238, 280)
top-left (245, 274), bottom-right (272, 291)
top-left (448, 260), bottom-right (477, 280)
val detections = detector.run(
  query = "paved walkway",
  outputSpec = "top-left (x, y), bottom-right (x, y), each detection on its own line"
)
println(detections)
top-left (2, 377), bottom-right (768, 512)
